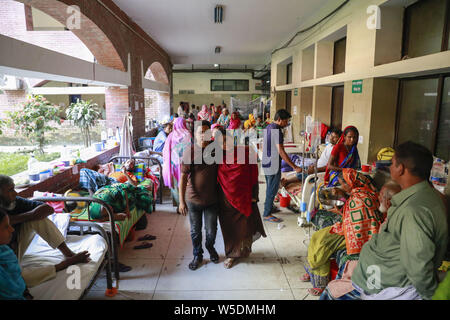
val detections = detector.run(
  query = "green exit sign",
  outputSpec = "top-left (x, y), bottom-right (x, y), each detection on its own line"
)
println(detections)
top-left (352, 80), bottom-right (363, 93)
top-left (294, 88), bottom-right (298, 96)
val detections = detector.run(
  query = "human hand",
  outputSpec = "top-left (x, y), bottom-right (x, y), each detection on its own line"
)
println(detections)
top-left (33, 205), bottom-right (53, 220)
top-left (294, 166), bottom-right (303, 174)
top-left (179, 201), bottom-right (188, 216)
top-left (307, 165), bottom-right (315, 175)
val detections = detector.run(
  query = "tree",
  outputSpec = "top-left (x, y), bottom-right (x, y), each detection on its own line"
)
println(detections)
top-left (8, 95), bottom-right (61, 154)
top-left (66, 99), bottom-right (101, 148)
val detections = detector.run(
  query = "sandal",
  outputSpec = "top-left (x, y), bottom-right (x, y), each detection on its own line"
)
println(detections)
top-left (308, 288), bottom-right (325, 296)
top-left (133, 242), bottom-right (153, 250)
top-left (301, 273), bottom-right (311, 282)
top-left (138, 234), bottom-right (157, 241)
top-left (264, 216), bottom-right (282, 223)
top-left (118, 262), bottom-right (132, 273)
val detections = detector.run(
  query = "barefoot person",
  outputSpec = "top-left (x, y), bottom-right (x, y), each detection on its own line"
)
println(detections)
top-left (217, 128), bottom-right (267, 269)
top-left (0, 175), bottom-right (90, 268)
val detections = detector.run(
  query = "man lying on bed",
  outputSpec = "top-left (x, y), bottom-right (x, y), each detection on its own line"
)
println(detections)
top-left (83, 182), bottom-right (153, 222)
top-left (0, 175), bottom-right (90, 295)
top-left (80, 158), bottom-right (156, 197)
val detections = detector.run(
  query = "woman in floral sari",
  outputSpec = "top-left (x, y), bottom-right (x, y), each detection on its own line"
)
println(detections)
top-left (302, 168), bottom-right (383, 296)
top-left (325, 126), bottom-right (361, 187)
top-left (197, 105), bottom-right (212, 122)
top-left (162, 118), bottom-right (192, 209)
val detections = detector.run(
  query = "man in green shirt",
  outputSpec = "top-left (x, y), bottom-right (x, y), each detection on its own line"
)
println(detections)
top-left (352, 141), bottom-right (448, 300)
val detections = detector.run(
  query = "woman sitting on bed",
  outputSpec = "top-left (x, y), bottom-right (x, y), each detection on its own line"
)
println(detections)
top-left (82, 183), bottom-right (153, 222)
top-left (302, 169), bottom-right (383, 296)
top-left (0, 209), bottom-right (90, 300)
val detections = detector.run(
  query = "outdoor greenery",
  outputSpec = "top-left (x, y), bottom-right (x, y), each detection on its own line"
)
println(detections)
top-left (0, 151), bottom-right (61, 177)
top-left (0, 118), bottom-right (5, 135)
top-left (66, 99), bottom-right (102, 148)
top-left (7, 95), bottom-right (61, 154)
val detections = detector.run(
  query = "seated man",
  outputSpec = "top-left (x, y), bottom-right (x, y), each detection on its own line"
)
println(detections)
top-left (152, 122), bottom-right (173, 164)
top-left (351, 141), bottom-right (448, 300)
top-left (281, 127), bottom-right (342, 187)
top-left (0, 175), bottom-right (90, 291)
top-left (0, 209), bottom-right (89, 299)
top-left (320, 180), bottom-right (402, 300)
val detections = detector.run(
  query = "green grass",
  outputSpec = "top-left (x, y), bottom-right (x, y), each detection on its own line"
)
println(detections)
top-left (0, 152), bottom-right (61, 176)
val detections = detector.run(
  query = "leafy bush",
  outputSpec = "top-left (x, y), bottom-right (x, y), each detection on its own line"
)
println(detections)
top-left (66, 99), bottom-right (102, 148)
top-left (7, 95), bottom-right (61, 154)
top-left (0, 152), bottom-right (60, 177)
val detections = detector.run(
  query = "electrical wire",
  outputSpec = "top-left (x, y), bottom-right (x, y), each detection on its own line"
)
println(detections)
top-left (271, 0), bottom-right (351, 56)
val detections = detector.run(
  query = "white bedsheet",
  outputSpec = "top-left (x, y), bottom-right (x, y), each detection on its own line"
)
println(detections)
top-left (23, 234), bottom-right (107, 300)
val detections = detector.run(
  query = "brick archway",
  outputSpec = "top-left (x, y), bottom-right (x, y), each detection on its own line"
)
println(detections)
top-left (144, 63), bottom-right (170, 122)
top-left (16, 0), bottom-right (126, 71)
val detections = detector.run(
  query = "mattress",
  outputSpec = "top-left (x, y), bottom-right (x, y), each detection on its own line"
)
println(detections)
top-left (23, 234), bottom-right (107, 300)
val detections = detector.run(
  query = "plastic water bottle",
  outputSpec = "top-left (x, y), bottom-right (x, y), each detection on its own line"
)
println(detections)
top-left (27, 155), bottom-right (39, 179)
top-left (430, 159), bottom-right (447, 193)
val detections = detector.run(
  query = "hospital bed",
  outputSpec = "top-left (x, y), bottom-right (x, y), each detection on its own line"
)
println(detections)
top-left (109, 155), bottom-right (163, 208)
top-left (28, 197), bottom-right (120, 299)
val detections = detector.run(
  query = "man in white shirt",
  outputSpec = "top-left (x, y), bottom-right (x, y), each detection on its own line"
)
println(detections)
top-left (281, 128), bottom-right (341, 186)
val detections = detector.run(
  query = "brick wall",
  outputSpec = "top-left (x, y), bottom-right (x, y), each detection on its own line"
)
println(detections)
top-left (5, 0), bottom-right (173, 143)
top-left (18, 145), bottom-right (119, 198)
top-left (0, 90), bottom-right (27, 118)
top-left (0, 0), bottom-right (94, 62)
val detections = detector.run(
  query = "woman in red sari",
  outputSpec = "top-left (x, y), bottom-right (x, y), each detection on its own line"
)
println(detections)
top-left (217, 129), bottom-right (266, 269)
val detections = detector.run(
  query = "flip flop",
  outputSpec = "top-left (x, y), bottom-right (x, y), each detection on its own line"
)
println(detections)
top-left (264, 216), bottom-right (282, 223)
top-left (118, 263), bottom-right (132, 273)
top-left (308, 288), bottom-right (325, 296)
top-left (138, 234), bottom-right (157, 241)
top-left (133, 242), bottom-right (153, 250)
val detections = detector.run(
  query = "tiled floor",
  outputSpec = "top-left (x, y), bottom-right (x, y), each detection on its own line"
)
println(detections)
top-left (84, 174), bottom-right (319, 300)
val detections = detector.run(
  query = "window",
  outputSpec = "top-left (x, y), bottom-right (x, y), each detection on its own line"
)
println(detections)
top-left (210, 80), bottom-right (249, 91)
top-left (402, 0), bottom-right (450, 58)
top-left (333, 37), bottom-right (346, 74)
top-left (396, 74), bottom-right (450, 161)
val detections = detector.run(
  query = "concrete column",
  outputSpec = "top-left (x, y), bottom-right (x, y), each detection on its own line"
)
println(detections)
top-left (315, 41), bottom-right (334, 78)
top-left (301, 47), bottom-right (315, 81)
top-left (312, 86), bottom-right (332, 125)
top-left (342, 78), bottom-right (374, 164)
top-left (368, 78), bottom-right (399, 162)
top-left (291, 89), bottom-right (301, 143)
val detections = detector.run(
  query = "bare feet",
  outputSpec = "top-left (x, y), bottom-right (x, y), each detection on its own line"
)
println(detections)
top-left (224, 258), bottom-right (235, 269)
top-left (55, 251), bottom-right (91, 272)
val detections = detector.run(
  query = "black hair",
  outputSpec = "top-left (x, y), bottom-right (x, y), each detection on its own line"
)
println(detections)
top-left (200, 120), bottom-right (211, 128)
top-left (0, 175), bottom-right (14, 189)
top-left (179, 101), bottom-right (184, 105)
top-left (174, 113), bottom-right (179, 118)
top-left (188, 113), bottom-right (195, 120)
top-left (163, 122), bottom-right (172, 129)
top-left (344, 126), bottom-right (359, 137)
top-left (329, 127), bottom-right (342, 136)
top-left (274, 109), bottom-right (291, 121)
top-left (394, 141), bottom-right (433, 180)
top-left (210, 103), bottom-right (214, 107)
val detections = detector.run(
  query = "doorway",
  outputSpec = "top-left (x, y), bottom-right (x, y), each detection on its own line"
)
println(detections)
top-left (331, 86), bottom-right (344, 130)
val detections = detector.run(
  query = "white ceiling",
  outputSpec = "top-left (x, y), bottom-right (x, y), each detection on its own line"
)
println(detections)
top-left (112, 0), bottom-right (336, 67)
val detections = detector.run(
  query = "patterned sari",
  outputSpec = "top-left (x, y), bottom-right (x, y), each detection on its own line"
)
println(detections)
top-left (330, 169), bottom-right (383, 255)
top-left (326, 126), bottom-right (360, 187)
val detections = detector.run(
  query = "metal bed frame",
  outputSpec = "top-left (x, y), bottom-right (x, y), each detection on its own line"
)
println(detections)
top-left (32, 197), bottom-right (120, 299)
top-left (109, 155), bottom-right (163, 209)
